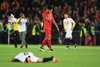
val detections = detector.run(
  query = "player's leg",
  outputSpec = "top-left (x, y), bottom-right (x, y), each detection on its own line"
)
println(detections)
top-left (37, 56), bottom-right (58, 63)
top-left (65, 31), bottom-right (70, 49)
top-left (65, 38), bottom-right (70, 49)
top-left (21, 32), bottom-right (24, 48)
top-left (40, 38), bottom-right (47, 52)
top-left (70, 38), bottom-right (77, 48)
top-left (19, 32), bottom-right (23, 48)
top-left (16, 31), bottom-right (19, 47)
top-left (10, 58), bottom-right (20, 62)
top-left (47, 38), bottom-right (54, 52)
top-left (40, 29), bottom-right (49, 52)
top-left (68, 30), bottom-right (77, 48)
top-left (40, 29), bottom-right (48, 48)
top-left (41, 38), bottom-right (47, 48)
top-left (13, 31), bottom-right (18, 48)
top-left (22, 32), bottom-right (27, 48)
top-left (46, 30), bottom-right (54, 52)
top-left (46, 43), bottom-right (49, 49)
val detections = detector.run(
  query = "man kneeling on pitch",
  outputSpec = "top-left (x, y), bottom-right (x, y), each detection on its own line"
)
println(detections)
top-left (10, 52), bottom-right (58, 63)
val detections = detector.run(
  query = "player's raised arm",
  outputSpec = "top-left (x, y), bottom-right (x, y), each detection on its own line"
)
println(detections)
top-left (45, 14), bottom-right (51, 21)
top-left (52, 18), bottom-right (59, 31)
top-left (43, 10), bottom-right (52, 21)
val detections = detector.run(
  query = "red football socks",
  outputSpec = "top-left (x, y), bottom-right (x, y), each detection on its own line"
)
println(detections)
top-left (41, 39), bottom-right (47, 48)
top-left (47, 39), bottom-right (51, 49)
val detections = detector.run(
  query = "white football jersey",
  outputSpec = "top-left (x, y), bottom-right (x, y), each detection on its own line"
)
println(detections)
top-left (8, 17), bottom-right (16, 29)
top-left (8, 17), bottom-right (16, 23)
top-left (18, 18), bottom-right (27, 32)
top-left (15, 52), bottom-right (39, 62)
top-left (63, 18), bottom-right (74, 30)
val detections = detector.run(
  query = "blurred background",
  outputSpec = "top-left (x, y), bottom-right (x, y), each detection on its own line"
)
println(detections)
top-left (0, 0), bottom-right (100, 45)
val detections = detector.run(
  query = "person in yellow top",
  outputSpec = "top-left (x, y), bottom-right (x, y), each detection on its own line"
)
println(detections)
top-left (63, 14), bottom-right (77, 49)
top-left (8, 14), bottom-right (19, 48)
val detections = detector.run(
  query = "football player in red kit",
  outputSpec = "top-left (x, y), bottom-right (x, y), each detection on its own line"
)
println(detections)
top-left (40, 6), bottom-right (59, 52)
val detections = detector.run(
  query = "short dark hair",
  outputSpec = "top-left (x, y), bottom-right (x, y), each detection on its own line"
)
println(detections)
top-left (25, 56), bottom-right (30, 63)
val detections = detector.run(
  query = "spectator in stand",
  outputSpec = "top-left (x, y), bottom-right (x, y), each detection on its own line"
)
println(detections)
top-left (87, 22), bottom-right (95, 45)
top-left (94, 19), bottom-right (100, 31)
top-left (1, 0), bottom-right (9, 13)
top-left (84, 18), bottom-right (90, 30)
top-left (94, 10), bottom-right (100, 20)
top-left (11, 0), bottom-right (20, 9)
top-left (80, 23), bottom-right (87, 45)
top-left (0, 0), bottom-right (100, 44)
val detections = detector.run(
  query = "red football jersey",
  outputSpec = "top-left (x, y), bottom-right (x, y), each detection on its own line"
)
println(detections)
top-left (42, 11), bottom-right (53, 30)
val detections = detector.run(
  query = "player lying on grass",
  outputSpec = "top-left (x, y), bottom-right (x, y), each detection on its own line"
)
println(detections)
top-left (10, 52), bottom-right (58, 63)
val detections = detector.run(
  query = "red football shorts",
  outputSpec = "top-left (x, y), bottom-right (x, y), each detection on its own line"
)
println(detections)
top-left (44, 29), bottom-right (51, 38)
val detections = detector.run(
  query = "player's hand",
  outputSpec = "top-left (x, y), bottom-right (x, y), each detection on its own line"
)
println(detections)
top-left (64, 29), bottom-right (67, 32)
top-left (49, 9), bottom-right (53, 13)
top-left (49, 10), bottom-right (52, 16)
top-left (65, 30), bottom-right (67, 32)
top-left (71, 27), bottom-right (73, 31)
top-left (57, 28), bottom-right (60, 32)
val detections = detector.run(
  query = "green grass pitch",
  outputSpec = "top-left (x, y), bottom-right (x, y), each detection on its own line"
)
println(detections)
top-left (0, 44), bottom-right (100, 67)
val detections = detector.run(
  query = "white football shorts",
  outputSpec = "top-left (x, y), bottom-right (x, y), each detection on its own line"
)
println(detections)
top-left (65, 30), bottom-right (72, 38)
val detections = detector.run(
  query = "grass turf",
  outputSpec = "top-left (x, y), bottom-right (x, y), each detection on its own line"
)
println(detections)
top-left (0, 45), bottom-right (100, 67)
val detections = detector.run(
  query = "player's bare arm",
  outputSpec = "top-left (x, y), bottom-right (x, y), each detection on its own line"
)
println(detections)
top-left (71, 26), bottom-right (73, 31)
top-left (63, 24), bottom-right (67, 32)
top-left (45, 16), bottom-right (51, 21)
top-left (64, 28), bottom-right (67, 33)
top-left (45, 14), bottom-right (52, 21)
top-left (10, 58), bottom-right (20, 62)
top-left (52, 19), bottom-right (59, 31)
top-left (8, 20), bottom-right (15, 24)
top-left (71, 22), bottom-right (76, 31)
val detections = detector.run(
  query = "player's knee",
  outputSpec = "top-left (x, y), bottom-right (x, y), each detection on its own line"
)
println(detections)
top-left (37, 59), bottom-right (43, 62)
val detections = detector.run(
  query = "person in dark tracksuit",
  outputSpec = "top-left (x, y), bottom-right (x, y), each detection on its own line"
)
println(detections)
top-left (87, 22), bottom-right (95, 45)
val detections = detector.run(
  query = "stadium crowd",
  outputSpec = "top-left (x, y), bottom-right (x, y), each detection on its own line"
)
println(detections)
top-left (0, 0), bottom-right (100, 44)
